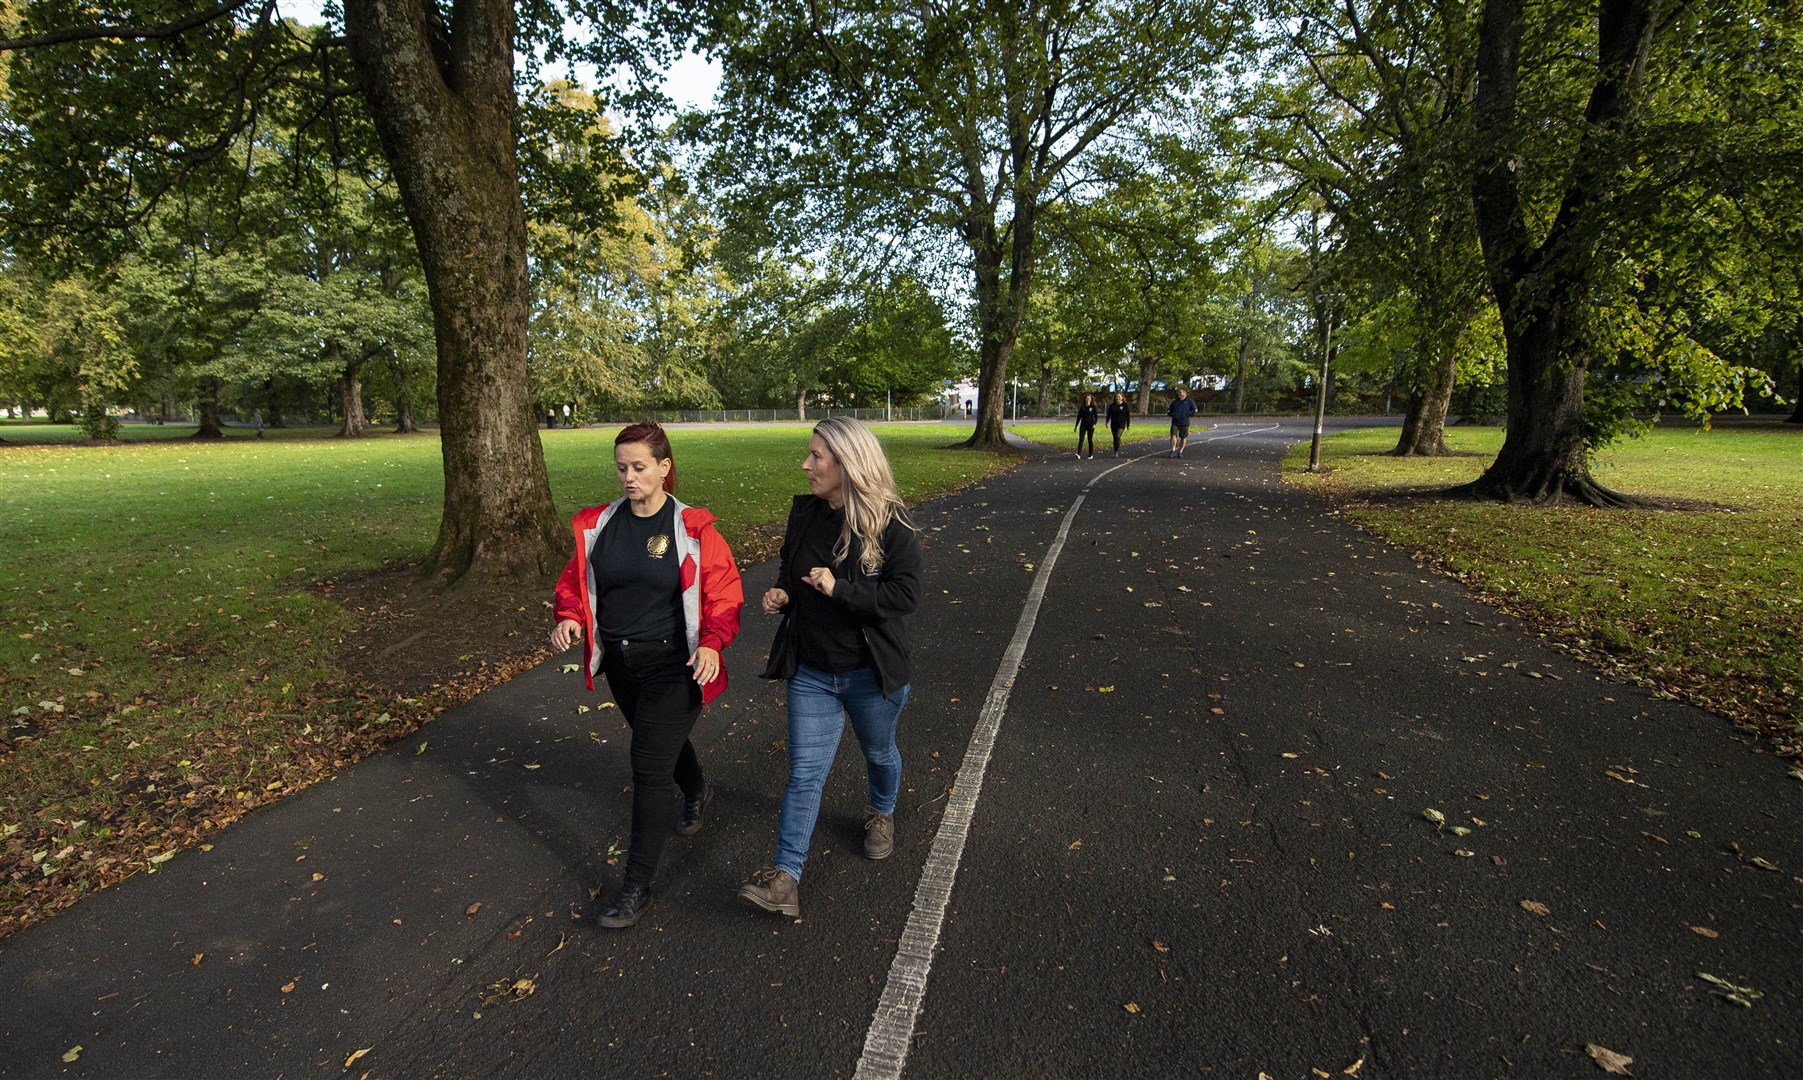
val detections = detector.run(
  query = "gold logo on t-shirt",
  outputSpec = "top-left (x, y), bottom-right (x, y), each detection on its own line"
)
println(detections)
top-left (646, 534), bottom-right (671, 559)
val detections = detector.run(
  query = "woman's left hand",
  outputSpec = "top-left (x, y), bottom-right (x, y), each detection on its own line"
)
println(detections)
top-left (688, 646), bottom-right (721, 685)
top-left (804, 566), bottom-right (836, 597)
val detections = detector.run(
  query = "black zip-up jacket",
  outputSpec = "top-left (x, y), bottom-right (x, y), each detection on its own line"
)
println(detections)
top-left (768, 494), bottom-right (923, 697)
top-left (1074, 403), bottom-right (1099, 430)
top-left (1105, 401), bottom-right (1132, 430)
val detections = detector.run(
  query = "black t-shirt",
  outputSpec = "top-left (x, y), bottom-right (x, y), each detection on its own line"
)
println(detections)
top-left (591, 499), bottom-right (683, 641)
top-left (790, 503), bottom-right (873, 673)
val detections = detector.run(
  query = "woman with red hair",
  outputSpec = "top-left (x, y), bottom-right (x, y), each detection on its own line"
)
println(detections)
top-left (551, 423), bottom-right (744, 928)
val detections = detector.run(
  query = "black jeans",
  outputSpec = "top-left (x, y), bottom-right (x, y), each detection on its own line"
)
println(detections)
top-left (1110, 425), bottom-right (1125, 452)
top-left (601, 638), bottom-right (704, 888)
top-left (1077, 425), bottom-right (1095, 454)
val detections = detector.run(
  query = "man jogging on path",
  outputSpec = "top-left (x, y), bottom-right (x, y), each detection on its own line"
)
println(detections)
top-left (1167, 386), bottom-right (1198, 457)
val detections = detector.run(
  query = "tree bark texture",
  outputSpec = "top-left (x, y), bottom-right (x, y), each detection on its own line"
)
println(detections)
top-left (343, 0), bottom-right (560, 582)
top-left (332, 343), bottom-right (370, 437)
top-left (1464, 0), bottom-right (1668, 505)
top-left (192, 375), bottom-right (224, 438)
top-left (1392, 345), bottom-right (1455, 456)
top-left (1136, 356), bottom-right (1158, 417)
top-left (962, 216), bottom-right (1028, 450)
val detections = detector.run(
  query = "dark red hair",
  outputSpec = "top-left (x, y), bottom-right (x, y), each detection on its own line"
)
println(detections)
top-left (615, 422), bottom-right (677, 494)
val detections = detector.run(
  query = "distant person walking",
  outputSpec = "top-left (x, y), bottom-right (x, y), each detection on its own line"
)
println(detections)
top-left (1074, 394), bottom-right (1099, 459)
top-left (738, 417), bottom-right (923, 918)
top-left (1168, 387), bottom-right (1198, 457)
top-left (1105, 393), bottom-right (1131, 456)
top-left (550, 422), bottom-right (745, 929)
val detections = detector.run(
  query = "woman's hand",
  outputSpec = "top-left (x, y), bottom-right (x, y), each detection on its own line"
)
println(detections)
top-left (762, 587), bottom-right (790, 615)
top-left (550, 618), bottom-right (583, 651)
top-left (804, 566), bottom-right (837, 597)
top-left (688, 645), bottom-right (721, 685)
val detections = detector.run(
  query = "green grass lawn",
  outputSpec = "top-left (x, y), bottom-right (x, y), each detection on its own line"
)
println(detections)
top-left (1285, 424), bottom-right (1803, 756)
top-left (0, 422), bottom-right (1010, 932)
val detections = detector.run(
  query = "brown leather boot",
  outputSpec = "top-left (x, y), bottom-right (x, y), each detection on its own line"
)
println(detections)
top-left (863, 808), bottom-right (894, 860)
top-left (737, 866), bottom-right (800, 916)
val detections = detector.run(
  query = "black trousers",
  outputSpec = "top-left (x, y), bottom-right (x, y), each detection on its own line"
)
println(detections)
top-left (1077, 425), bottom-right (1096, 454)
top-left (601, 639), bottom-right (704, 888)
top-left (1109, 425), bottom-right (1126, 451)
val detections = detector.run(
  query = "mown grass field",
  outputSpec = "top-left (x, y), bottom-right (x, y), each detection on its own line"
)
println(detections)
top-left (0, 422), bottom-right (1010, 933)
top-left (1285, 424), bottom-right (1802, 757)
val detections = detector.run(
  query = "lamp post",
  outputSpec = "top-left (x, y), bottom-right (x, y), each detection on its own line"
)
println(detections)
top-left (1307, 298), bottom-right (1334, 472)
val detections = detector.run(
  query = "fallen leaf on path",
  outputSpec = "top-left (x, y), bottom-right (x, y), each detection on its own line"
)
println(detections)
top-left (1520, 900), bottom-right (1551, 917)
top-left (415, 741), bottom-right (428, 755)
top-left (1697, 971), bottom-right (1762, 1006)
top-left (1152, 940), bottom-right (1169, 953)
top-left (1422, 809), bottom-right (1445, 826)
top-left (281, 981), bottom-right (296, 994)
top-left (1281, 752), bottom-right (1300, 759)
top-left (191, 953), bottom-right (203, 966)
top-left (345, 1047), bottom-right (372, 1068)
top-left (1068, 839), bottom-right (1082, 850)
top-left (1585, 1044), bottom-right (1632, 1075)
top-left (1097, 686), bottom-right (1115, 693)
top-left (62, 1046), bottom-right (81, 1063)
top-left (466, 902), bottom-right (482, 916)
top-left (1123, 1001), bottom-right (1140, 1014)
top-left (561, 664), bottom-right (579, 673)
top-left (1690, 926), bottom-right (1719, 939)
top-left (1343, 1057), bottom-right (1366, 1075)
top-left (1747, 857), bottom-right (1781, 872)
top-left (481, 977), bottom-right (538, 1006)
top-left (1448, 826), bottom-right (1471, 837)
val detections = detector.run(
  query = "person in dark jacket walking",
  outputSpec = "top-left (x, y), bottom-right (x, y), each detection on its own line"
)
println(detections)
top-left (1167, 387), bottom-right (1199, 457)
top-left (1104, 392), bottom-right (1132, 456)
top-left (738, 417), bottom-right (923, 918)
top-left (1073, 394), bottom-right (1099, 458)
top-left (551, 423), bottom-right (745, 929)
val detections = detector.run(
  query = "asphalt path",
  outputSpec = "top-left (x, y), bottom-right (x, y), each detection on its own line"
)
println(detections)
top-left (2, 420), bottom-right (1798, 1080)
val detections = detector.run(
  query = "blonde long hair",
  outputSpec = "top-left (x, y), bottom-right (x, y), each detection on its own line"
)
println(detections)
top-left (813, 416), bottom-right (916, 569)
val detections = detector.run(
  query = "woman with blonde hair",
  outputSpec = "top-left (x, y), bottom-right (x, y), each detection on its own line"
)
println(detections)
top-left (737, 417), bottom-right (924, 917)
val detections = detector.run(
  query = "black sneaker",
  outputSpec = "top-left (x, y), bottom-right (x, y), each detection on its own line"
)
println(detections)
top-left (597, 882), bottom-right (652, 928)
top-left (676, 781), bottom-right (713, 836)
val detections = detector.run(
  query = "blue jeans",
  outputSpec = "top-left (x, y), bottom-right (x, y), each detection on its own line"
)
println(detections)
top-left (775, 664), bottom-right (909, 881)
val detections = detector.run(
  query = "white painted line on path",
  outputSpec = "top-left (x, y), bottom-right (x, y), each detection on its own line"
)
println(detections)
top-left (853, 450), bottom-right (1148, 1080)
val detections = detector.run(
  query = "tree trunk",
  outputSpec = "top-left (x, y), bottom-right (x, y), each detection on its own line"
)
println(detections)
top-left (1232, 290), bottom-right (1252, 413)
top-left (1452, 302), bottom-right (1642, 504)
top-left (344, 0), bottom-right (560, 583)
top-left (961, 202), bottom-right (1035, 451)
top-left (394, 391), bottom-right (418, 433)
top-left (1135, 356), bottom-right (1157, 417)
top-left (961, 228), bottom-right (1013, 448)
top-left (1463, 0), bottom-right (1665, 506)
top-left (337, 372), bottom-right (368, 437)
top-left (192, 375), bottom-right (224, 438)
top-left (795, 385), bottom-right (807, 421)
top-left (333, 343), bottom-right (371, 438)
top-left (1392, 347), bottom-right (1455, 456)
